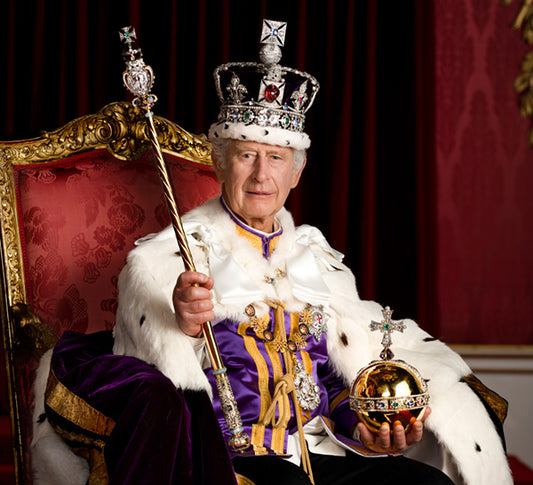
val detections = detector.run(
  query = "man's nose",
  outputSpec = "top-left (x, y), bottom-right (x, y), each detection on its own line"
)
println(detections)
top-left (252, 156), bottom-right (270, 181)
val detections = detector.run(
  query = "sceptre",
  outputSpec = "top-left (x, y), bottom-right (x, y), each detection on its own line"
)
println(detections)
top-left (118, 26), bottom-right (249, 451)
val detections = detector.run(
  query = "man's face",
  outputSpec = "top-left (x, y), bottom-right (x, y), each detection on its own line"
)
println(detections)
top-left (214, 140), bottom-right (305, 232)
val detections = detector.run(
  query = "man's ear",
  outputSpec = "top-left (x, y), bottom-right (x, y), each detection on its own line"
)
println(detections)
top-left (211, 152), bottom-right (225, 183)
top-left (290, 158), bottom-right (307, 189)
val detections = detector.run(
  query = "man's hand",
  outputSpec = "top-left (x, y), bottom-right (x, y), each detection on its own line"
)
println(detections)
top-left (356, 407), bottom-right (431, 454)
top-left (173, 271), bottom-right (215, 338)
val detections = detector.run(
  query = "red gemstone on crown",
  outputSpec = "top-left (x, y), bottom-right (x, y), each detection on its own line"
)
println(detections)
top-left (265, 84), bottom-right (280, 102)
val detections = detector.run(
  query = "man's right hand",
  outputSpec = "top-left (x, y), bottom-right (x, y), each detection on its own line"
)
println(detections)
top-left (173, 271), bottom-right (215, 338)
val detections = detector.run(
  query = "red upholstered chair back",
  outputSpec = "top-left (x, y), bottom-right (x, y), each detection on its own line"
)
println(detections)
top-left (0, 102), bottom-right (220, 484)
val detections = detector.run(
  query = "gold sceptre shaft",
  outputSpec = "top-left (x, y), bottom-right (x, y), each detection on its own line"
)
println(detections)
top-left (119, 26), bottom-right (250, 451)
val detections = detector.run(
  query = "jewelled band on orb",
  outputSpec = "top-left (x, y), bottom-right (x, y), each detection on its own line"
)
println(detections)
top-left (349, 393), bottom-right (430, 412)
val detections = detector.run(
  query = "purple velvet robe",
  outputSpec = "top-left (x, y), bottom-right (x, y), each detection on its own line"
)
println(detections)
top-left (47, 330), bottom-right (237, 485)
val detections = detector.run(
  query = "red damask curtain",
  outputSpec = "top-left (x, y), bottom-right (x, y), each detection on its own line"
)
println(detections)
top-left (1, 0), bottom-right (532, 347)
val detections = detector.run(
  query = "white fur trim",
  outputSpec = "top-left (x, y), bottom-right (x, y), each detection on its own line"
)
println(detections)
top-left (113, 237), bottom-right (212, 395)
top-left (112, 196), bottom-right (512, 484)
top-left (208, 122), bottom-right (311, 150)
top-left (31, 351), bottom-right (90, 485)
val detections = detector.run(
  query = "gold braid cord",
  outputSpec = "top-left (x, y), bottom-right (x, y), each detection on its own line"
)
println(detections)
top-left (266, 301), bottom-right (315, 485)
top-left (505, 0), bottom-right (533, 145)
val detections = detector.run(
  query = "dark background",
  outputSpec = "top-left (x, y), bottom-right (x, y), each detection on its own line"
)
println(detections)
top-left (1, 0), bottom-right (424, 325)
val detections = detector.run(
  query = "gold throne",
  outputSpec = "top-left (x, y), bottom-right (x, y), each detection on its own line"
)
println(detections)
top-left (0, 102), bottom-right (220, 483)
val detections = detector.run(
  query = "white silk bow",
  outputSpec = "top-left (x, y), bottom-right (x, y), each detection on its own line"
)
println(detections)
top-left (182, 222), bottom-right (343, 306)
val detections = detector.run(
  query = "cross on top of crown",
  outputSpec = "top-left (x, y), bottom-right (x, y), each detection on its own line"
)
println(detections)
top-left (369, 306), bottom-right (406, 360)
top-left (260, 20), bottom-right (287, 47)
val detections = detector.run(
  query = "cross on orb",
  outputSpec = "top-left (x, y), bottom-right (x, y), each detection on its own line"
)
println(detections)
top-left (369, 306), bottom-right (406, 353)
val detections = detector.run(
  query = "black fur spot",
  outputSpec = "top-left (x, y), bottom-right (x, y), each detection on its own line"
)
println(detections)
top-left (214, 131), bottom-right (219, 138)
top-left (264, 130), bottom-right (269, 136)
top-left (224, 124), bottom-right (229, 129)
top-left (475, 442), bottom-right (482, 452)
top-left (340, 333), bottom-right (349, 346)
top-left (241, 134), bottom-right (247, 139)
top-left (38, 413), bottom-right (46, 424)
top-left (140, 315), bottom-right (146, 327)
top-left (423, 337), bottom-right (438, 342)
top-left (285, 140), bottom-right (290, 145)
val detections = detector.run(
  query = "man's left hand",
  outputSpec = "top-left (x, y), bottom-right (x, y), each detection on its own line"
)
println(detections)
top-left (356, 406), bottom-right (431, 454)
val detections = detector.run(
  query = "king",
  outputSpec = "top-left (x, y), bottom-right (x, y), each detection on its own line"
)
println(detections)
top-left (31, 19), bottom-right (511, 485)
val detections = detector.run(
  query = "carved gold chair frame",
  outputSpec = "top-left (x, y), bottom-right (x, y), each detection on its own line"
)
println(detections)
top-left (0, 101), bottom-right (213, 483)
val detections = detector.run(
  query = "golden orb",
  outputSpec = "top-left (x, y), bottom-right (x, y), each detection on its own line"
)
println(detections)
top-left (349, 359), bottom-right (429, 435)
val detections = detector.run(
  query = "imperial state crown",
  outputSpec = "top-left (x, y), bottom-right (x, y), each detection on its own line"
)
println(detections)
top-left (209, 20), bottom-right (320, 150)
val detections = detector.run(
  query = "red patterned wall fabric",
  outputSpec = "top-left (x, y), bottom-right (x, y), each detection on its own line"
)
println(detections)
top-left (433, 1), bottom-right (533, 344)
top-left (15, 149), bottom-right (220, 337)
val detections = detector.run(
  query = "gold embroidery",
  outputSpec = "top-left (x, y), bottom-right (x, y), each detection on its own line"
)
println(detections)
top-left (61, 444), bottom-right (109, 485)
top-left (239, 321), bottom-right (286, 454)
top-left (249, 313), bottom-right (269, 335)
top-left (234, 223), bottom-right (280, 254)
top-left (299, 306), bottom-right (314, 326)
top-left (290, 313), bottom-right (308, 351)
top-left (265, 334), bottom-right (284, 384)
top-left (50, 426), bottom-right (107, 450)
top-left (271, 427), bottom-right (286, 454)
top-left (240, 301), bottom-right (322, 455)
top-left (300, 351), bottom-right (313, 376)
top-left (262, 313), bottom-right (286, 453)
top-left (45, 370), bottom-right (114, 484)
top-left (252, 445), bottom-right (268, 456)
top-left (236, 473), bottom-right (257, 485)
top-left (246, 305), bottom-right (310, 354)
top-left (462, 373), bottom-right (508, 425)
top-left (329, 389), bottom-right (350, 414)
top-left (251, 424), bottom-right (267, 454)
top-left (238, 322), bottom-right (271, 422)
top-left (45, 370), bottom-right (115, 437)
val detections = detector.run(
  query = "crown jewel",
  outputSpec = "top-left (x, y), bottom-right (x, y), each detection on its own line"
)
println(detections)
top-left (209, 20), bottom-right (319, 150)
top-left (349, 307), bottom-right (430, 435)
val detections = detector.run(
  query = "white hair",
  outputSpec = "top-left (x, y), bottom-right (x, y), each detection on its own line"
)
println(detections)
top-left (210, 138), bottom-right (306, 173)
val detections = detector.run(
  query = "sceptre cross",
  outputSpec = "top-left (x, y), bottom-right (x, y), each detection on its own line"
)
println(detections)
top-left (369, 306), bottom-right (406, 360)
